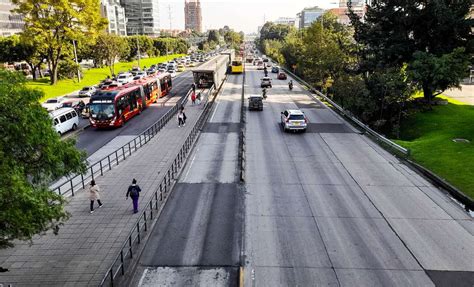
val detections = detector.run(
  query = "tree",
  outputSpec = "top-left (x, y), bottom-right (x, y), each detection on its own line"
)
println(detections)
top-left (207, 30), bottom-right (220, 43)
top-left (0, 70), bottom-right (86, 248)
top-left (0, 35), bottom-right (46, 80)
top-left (13, 0), bottom-right (107, 85)
top-left (94, 33), bottom-right (128, 76)
top-left (350, 0), bottom-right (473, 102)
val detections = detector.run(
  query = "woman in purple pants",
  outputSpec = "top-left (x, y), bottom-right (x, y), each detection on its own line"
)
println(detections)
top-left (126, 178), bottom-right (142, 213)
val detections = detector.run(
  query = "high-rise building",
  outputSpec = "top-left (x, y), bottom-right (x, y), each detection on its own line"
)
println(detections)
top-left (297, 6), bottom-right (325, 29)
top-left (101, 0), bottom-right (127, 36)
top-left (120, 0), bottom-right (160, 36)
top-left (0, 0), bottom-right (24, 36)
top-left (184, 0), bottom-right (202, 33)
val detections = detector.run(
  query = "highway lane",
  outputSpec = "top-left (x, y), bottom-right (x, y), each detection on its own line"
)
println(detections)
top-left (243, 65), bottom-right (473, 286)
top-left (75, 71), bottom-right (194, 155)
top-left (132, 74), bottom-right (244, 286)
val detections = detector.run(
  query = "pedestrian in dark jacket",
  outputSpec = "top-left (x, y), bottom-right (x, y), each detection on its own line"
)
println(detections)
top-left (126, 178), bottom-right (142, 213)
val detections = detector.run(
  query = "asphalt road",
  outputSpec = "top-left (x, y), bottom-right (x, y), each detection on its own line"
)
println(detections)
top-left (75, 71), bottom-right (194, 156)
top-left (243, 65), bottom-right (473, 286)
top-left (132, 74), bottom-right (244, 286)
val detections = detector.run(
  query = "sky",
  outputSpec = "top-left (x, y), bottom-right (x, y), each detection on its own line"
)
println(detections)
top-left (159, 0), bottom-right (339, 33)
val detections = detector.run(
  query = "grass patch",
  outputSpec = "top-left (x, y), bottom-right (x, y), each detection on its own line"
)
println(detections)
top-left (395, 96), bottom-right (474, 199)
top-left (28, 54), bottom-right (184, 102)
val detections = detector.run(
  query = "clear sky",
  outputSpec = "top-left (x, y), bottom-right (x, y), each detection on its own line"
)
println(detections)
top-left (159, 0), bottom-right (339, 33)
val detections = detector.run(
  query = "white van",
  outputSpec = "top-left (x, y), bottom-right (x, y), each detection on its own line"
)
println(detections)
top-left (117, 73), bottom-right (133, 84)
top-left (50, 108), bottom-right (80, 135)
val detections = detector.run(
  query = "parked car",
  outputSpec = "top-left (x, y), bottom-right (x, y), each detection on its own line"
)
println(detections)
top-left (277, 72), bottom-right (287, 80)
top-left (271, 66), bottom-right (279, 73)
top-left (177, 64), bottom-right (185, 72)
top-left (280, 109), bottom-right (308, 132)
top-left (167, 68), bottom-right (177, 77)
top-left (117, 73), bottom-right (133, 84)
top-left (130, 67), bottom-right (141, 76)
top-left (50, 107), bottom-right (80, 135)
top-left (261, 77), bottom-right (272, 88)
top-left (78, 86), bottom-right (96, 97)
top-left (248, 95), bottom-right (263, 111)
top-left (60, 99), bottom-right (86, 114)
top-left (42, 98), bottom-right (64, 112)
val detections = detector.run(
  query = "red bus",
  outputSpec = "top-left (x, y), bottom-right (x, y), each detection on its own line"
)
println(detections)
top-left (157, 73), bottom-right (172, 98)
top-left (127, 77), bottom-right (160, 107)
top-left (89, 85), bottom-right (146, 128)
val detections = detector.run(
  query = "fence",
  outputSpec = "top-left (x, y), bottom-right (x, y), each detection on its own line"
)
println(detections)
top-left (99, 85), bottom-right (218, 287)
top-left (50, 89), bottom-right (193, 197)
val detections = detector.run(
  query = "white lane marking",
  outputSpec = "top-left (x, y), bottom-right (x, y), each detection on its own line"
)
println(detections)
top-left (183, 150), bottom-right (198, 182)
top-left (209, 84), bottom-right (227, 121)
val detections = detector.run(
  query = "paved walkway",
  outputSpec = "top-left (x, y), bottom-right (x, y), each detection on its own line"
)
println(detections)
top-left (0, 94), bottom-right (209, 286)
top-left (444, 84), bottom-right (474, 105)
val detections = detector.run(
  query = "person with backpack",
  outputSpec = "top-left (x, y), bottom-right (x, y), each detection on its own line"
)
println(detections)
top-left (89, 180), bottom-right (103, 214)
top-left (126, 178), bottom-right (142, 214)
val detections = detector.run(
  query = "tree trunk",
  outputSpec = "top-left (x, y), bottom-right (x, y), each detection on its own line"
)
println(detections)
top-left (422, 82), bottom-right (433, 107)
top-left (50, 61), bottom-right (58, 85)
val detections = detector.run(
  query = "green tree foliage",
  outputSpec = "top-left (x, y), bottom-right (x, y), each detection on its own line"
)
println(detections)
top-left (223, 30), bottom-right (243, 50)
top-left (207, 30), bottom-right (220, 43)
top-left (0, 70), bottom-right (86, 248)
top-left (349, 0), bottom-right (473, 102)
top-left (13, 0), bottom-right (107, 85)
top-left (93, 33), bottom-right (129, 75)
top-left (0, 35), bottom-right (46, 80)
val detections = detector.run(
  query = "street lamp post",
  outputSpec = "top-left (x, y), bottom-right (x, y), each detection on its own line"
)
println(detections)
top-left (72, 40), bottom-right (81, 83)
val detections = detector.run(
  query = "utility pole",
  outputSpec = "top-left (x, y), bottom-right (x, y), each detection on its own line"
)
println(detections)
top-left (136, 33), bottom-right (141, 68)
top-left (168, 4), bottom-right (172, 31)
top-left (72, 40), bottom-right (81, 83)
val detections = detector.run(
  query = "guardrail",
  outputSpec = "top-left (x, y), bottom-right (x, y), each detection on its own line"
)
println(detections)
top-left (279, 67), bottom-right (410, 156)
top-left (98, 84), bottom-right (218, 287)
top-left (50, 89), bottom-right (193, 197)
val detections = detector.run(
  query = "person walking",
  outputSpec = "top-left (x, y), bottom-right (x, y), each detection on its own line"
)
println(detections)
top-left (196, 92), bottom-right (201, 105)
top-left (126, 178), bottom-right (142, 214)
top-left (191, 92), bottom-right (196, 105)
top-left (89, 180), bottom-right (103, 214)
top-left (181, 106), bottom-right (187, 125)
top-left (177, 109), bottom-right (185, 127)
top-left (191, 83), bottom-right (196, 93)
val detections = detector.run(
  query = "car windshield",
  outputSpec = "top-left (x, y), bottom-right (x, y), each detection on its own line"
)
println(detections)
top-left (118, 75), bottom-right (127, 79)
top-left (90, 103), bottom-right (115, 118)
top-left (46, 99), bottom-right (58, 103)
top-left (82, 87), bottom-right (90, 91)
top-left (289, 114), bottom-right (305, 120)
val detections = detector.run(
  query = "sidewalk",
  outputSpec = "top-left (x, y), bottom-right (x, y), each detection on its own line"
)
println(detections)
top-left (444, 84), bottom-right (474, 105)
top-left (0, 95), bottom-right (208, 286)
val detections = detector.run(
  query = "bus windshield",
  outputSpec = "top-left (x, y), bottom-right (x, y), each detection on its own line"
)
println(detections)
top-left (232, 61), bottom-right (242, 66)
top-left (90, 102), bottom-right (115, 118)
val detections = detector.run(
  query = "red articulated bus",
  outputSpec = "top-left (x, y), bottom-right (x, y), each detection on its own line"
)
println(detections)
top-left (157, 72), bottom-right (172, 98)
top-left (126, 76), bottom-right (160, 107)
top-left (89, 85), bottom-right (146, 128)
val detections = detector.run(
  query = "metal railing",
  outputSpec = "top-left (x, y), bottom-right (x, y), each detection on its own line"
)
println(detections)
top-left (279, 67), bottom-right (410, 156)
top-left (99, 85), bottom-right (217, 287)
top-left (50, 89), bottom-right (194, 197)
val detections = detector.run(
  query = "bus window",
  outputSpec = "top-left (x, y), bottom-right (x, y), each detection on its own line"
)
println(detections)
top-left (66, 113), bottom-right (72, 120)
top-left (60, 115), bottom-right (66, 123)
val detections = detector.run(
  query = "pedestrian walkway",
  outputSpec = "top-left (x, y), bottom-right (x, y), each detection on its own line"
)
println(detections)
top-left (0, 93), bottom-right (210, 286)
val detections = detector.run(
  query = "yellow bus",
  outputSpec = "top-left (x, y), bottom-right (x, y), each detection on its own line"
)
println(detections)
top-left (231, 57), bottom-right (243, 74)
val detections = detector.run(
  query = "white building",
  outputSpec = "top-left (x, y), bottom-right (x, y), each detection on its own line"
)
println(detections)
top-left (101, 0), bottom-right (127, 36)
top-left (0, 0), bottom-right (23, 36)
top-left (274, 17), bottom-right (296, 27)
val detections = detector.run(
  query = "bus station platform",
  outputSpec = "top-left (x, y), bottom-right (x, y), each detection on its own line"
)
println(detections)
top-left (0, 91), bottom-right (212, 286)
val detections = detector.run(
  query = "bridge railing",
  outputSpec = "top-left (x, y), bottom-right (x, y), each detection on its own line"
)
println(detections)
top-left (98, 84), bottom-right (218, 287)
top-left (50, 89), bottom-right (193, 198)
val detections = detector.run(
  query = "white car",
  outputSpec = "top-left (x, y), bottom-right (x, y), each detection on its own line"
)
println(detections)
top-left (78, 86), bottom-right (96, 97)
top-left (280, 109), bottom-right (308, 132)
top-left (117, 73), bottom-right (133, 84)
top-left (167, 69), bottom-right (177, 78)
top-left (42, 98), bottom-right (64, 112)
